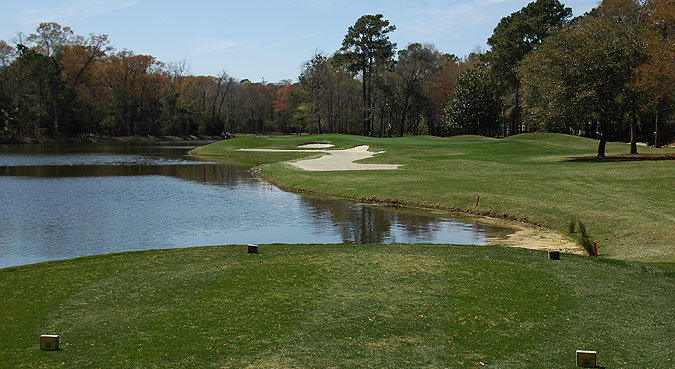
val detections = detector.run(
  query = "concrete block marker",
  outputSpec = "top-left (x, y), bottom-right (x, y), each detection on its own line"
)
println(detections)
top-left (576, 350), bottom-right (596, 367)
top-left (248, 244), bottom-right (258, 254)
top-left (548, 250), bottom-right (560, 260)
top-left (40, 335), bottom-right (59, 350)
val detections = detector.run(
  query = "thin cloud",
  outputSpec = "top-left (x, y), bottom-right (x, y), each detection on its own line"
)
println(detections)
top-left (193, 40), bottom-right (238, 54)
top-left (406, 0), bottom-right (520, 30)
top-left (301, 0), bottom-right (340, 9)
top-left (402, 0), bottom-right (597, 36)
top-left (297, 31), bottom-right (325, 40)
top-left (21, 0), bottom-right (135, 25)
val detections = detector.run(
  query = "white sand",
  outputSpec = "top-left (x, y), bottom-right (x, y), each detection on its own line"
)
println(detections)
top-left (486, 226), bottom-right (584, 254)
top-left (237, 145), bottom-right (400, 171)
top-left (297, 143), bottom-right (335, 148)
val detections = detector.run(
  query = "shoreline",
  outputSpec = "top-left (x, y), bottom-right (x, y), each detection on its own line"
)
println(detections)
top-left (0, 134), bottom-right (229, 145)
top-left (244, 165), bottom-right (584, 255)
top-left (222, 142), bottom-right (582, 255)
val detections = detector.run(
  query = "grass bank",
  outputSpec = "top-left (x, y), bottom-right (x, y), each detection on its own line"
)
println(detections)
top-left (1, 244), bottom-right (672, 368)
top-left (192, 133), bottom-right (675, 265)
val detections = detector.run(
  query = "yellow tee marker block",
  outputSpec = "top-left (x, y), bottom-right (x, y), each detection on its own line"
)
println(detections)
top-left (40, 334), bottom-right (59, 350)
top-left (576, 350), bottom-right (596, 367)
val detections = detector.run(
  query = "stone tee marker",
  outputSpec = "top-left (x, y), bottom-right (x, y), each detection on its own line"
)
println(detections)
top-left (40, 334), bottom-right (59, 350)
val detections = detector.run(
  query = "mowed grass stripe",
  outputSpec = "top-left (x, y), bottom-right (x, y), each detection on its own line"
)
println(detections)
top-left (193, 133), bottom-right (675, 264)
top-left (0, 245), bottom-right (672, 368)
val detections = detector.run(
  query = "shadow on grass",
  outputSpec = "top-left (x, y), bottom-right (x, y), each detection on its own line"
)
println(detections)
top-left (567, 154), bottom-right (675, 162)
top-left (649, 262), bottom-right (675, 273)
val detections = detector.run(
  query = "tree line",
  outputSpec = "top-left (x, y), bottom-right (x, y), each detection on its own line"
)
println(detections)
top-left (0, 0), bottom-right (672, 155)
top-left (0, 19), bottom-right (468, 140)
top-left (463, 0), bottom-right (673, 155)
top-left (0, 23), bottom-right (289, 140)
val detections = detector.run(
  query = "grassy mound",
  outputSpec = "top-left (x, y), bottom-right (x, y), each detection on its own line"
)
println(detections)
top-left (193, 133), bottom-right (675, 264)
top-left (1, 245), bottom-right (672, 368)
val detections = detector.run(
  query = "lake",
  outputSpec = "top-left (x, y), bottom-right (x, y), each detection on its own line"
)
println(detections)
top-left (0, 141), bottom-right (511, 269)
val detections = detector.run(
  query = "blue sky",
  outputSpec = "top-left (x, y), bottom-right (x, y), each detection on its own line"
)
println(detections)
top-left (1, 0), bottom-right (599, 83)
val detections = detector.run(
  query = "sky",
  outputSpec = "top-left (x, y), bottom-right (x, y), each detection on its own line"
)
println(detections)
top-left (1, 0), bottom-right (600, 83)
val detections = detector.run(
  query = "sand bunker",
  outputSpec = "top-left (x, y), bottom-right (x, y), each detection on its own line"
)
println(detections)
top-left (291, 145), bottom-right (400, 171)
top-left (297, 143), bottom-right (335, 149)
top-left (237, 145), bottom-right (400, 171)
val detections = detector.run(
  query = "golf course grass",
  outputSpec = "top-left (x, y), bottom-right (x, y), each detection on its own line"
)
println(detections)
top-left (192, 133), bottom-right (675, 265)
top-left (3, 133), bottom-right (673, 368)
top-left (1, 244), bottom-right (673, 368)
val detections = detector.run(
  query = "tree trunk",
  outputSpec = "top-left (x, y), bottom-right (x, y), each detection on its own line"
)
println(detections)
top-left (597, 120), bottom-right (606, 158)
top-left (501, 106), bottom-right (506, 137)
top-left (654, 110), bottom-right (660, 148)
top-left (362, 70), bottom-right (368, 136)
top-left (212, 88), bottom-right (220, 126)
top-left (514, 87), bottom-right (520, 134)
top-left (399, 95), bottom-right (409, 137)
top-left (379, 107), bottom-right (384, 137)
top-left (597, 137), bottom-right (607, 158)
top-left (629, 109), bottom-right (638, 155)
top-left (52, 95), bottom-right (59, 136)
top-left (509, 107), bottom-right (516, 136)
top-left (429, 114), bottom-right (435, 136)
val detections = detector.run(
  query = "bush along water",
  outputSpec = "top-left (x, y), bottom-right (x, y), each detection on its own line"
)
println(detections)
top-left (577, 220), bottom-right (594, 256)
top-left (568, 217), bottom-right (576, 234)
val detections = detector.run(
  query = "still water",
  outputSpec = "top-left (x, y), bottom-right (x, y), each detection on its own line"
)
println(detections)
top-left (0, 141), bottom-right (510, 269)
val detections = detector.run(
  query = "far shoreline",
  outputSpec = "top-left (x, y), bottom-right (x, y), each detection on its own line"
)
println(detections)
top-left (0, 133), bottom-right (229, 145)
top-left (196, 142), bottom-right (585, 255)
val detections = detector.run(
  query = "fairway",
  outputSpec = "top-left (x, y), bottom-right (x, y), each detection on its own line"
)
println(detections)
top-left (1, 245), bottom-right (673, 368)
top-left (3, 1), bottom-right (674, 367)
top-left (193, 133), bottom-right (675, 265)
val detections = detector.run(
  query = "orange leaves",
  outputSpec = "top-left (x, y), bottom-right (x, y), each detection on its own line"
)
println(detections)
top-left (273, 83), bottom-right (296, 113)
top-left (633, 0), bottom-right (675, 104)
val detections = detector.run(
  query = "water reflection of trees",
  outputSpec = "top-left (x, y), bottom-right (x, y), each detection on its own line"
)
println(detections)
top-left (298, 196), bottom-right (447, 244)
top-left (1, 142), bottom-right (505, 245)
top-left (0, 141), bottom-right (243, 184)
top-left (0, 163), bottom-right (247, 187)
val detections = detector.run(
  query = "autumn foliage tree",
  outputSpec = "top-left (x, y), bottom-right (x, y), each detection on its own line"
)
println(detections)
top-left (519, 0), bottom-right (649, 157)
top-left (634, 0), bottom-right (675, 147)
top-left (1, 7), bottom-right (672, 143)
